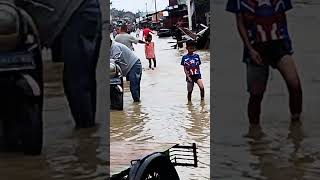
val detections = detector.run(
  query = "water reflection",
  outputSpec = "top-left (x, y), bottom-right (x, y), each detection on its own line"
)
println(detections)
top-left (46, 128), bottom-right (107, 179)
top-left (288, 121), bottom-right (304, 158)
top-left (245, 122), bottom-right (307, 180)
top-left (186, 102), bottom-right (210, 143)
top-left (110, 103), bottom-right (150, 141)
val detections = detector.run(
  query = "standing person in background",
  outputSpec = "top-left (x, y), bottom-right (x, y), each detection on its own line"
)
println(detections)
top-left (173, 25), bottom-right (183, 49)
top-left (115, 24), bottom-right (146, 51)
top-left (25, 0), bottom-right (102, 128)
top-left (110, 39), bottom-right (142, 102)
top-left (115, 24), bottom-right (145, 82)
top-left (136, 27), bottom-right (140, 38)
top-left (181, 40), bottom-right (205, 101)
top-left (145, 34), bottom-right (156, 70)
top-left (142, 25), bottom-right (154, 41)
top-left (177, 19), bottom-right (184, 49)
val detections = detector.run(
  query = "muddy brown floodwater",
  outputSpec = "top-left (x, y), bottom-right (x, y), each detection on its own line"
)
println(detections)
top-left (0, 34), bottom-right (108, 179)
top-left (110, 34), bottom-right (210, 179)
top-left (213, 0), bottom-right (320, 179)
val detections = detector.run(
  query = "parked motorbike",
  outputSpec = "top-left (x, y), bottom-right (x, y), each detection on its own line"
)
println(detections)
top-left (0, 0), bottom-right (47, 155)
top-left (110, 55), bottom-right (124, 111)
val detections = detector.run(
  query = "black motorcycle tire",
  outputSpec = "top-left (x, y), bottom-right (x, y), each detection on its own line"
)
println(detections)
top-left (110, 80), bottom-right (124, 111)
top-left (22, 102), bottom-right (43, 155)
top-left (111, 90), bottom-right (123, 111)
top-left (134, 154), bottom-right (180, 180)
top-left (117, 91), bottom-right (124, 111)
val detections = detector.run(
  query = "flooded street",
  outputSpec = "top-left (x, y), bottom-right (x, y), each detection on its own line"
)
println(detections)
top-left (0, 37), bottom-right (108, 179)
top-left (213, 0), bottom-right (320, 179)
top-left (110, 34), bottom-right (210, 179)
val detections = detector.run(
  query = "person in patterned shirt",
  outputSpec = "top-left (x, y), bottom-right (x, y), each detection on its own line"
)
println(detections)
top-left (226, 0), bottom-right (302, 127)
top-left (181, 40), bottom-right (205, 102)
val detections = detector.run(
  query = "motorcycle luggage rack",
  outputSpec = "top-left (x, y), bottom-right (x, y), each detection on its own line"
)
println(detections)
top-left (167, 143), bottom-right (198, 167)
top-left (109, 143), bottom-right (198, 180)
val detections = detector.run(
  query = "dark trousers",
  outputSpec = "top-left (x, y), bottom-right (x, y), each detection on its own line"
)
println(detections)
top-left (61, 0), bottom-right (102, 128)
top-left (148, 58), bottom-right (156, 68)
top-left (127, 60), bottom-right (142, 102)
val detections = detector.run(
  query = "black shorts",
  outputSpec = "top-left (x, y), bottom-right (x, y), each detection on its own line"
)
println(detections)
top-left (186, 74), bottom-right (202, 83)
top-left (252, 39), bottom-right (293, 68)
top-left (186, 74), bottom-right (202, 92)
top-left (246, 40), bottom-right (293, 94)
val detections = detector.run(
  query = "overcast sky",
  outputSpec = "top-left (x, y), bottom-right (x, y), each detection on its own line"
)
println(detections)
top-left (111, 0), bottom-right (169, 13)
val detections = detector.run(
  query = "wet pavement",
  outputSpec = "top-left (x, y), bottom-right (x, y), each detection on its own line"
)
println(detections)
top-left (213, 0), bottom-right (320, 179)
top-left (0, 36), bottom-right (108, 179)
top-left (110, 34), bottom-right (210, 179)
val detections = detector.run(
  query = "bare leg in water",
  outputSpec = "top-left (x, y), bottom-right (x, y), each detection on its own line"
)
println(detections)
top-left (248, 93), bottom-right (264, 126)
top-left (247, 55), bottom-right (302, 126)
top-left (196, 79), bottom-right (205, 100)
top-left (276, 55), bottom-right (302, 121)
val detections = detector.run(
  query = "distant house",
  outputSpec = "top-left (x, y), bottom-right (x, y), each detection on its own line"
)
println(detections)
top-left (162, 1), bottom-right (188, 29)
top-left (163, 0), bottom-right (210, 31)
top-left (146, 11), bottom-right (165, 23)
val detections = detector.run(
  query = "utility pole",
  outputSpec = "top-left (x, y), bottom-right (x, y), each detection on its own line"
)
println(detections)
top-left (146, 2), bottom-right (148, 15)
top-left (154, 0), bottom-right (158, 22)
top-left (187, 0), bottom-right (192, 30)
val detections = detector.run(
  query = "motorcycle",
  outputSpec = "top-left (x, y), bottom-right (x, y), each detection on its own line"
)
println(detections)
top-left (0, 0), bottom-right (49, 155)
top-left (110, 53), bottom-right (124, 111)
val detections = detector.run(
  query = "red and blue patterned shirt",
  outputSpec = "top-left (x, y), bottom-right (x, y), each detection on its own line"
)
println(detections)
top-left (181, 54), bottom-right (202, 76)
top-left (226, 0), bottom-right (293, 43)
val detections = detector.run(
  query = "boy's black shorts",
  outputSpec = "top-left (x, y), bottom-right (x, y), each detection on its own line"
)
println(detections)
top-left (186, 74), bottom-right (202, 92)
top-left (246, 39), bottom-right (293, 94)
top-left (186, 74), bottom-right (202, 83)
top-left (252, 39), bottom-right (293, 68)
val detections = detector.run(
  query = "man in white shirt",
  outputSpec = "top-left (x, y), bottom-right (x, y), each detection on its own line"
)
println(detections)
top-left (115, 24), bottom-right (146, 51)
